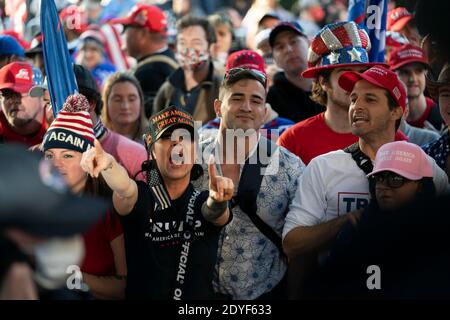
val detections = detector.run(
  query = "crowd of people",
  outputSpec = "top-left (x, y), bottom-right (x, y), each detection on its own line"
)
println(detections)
top-left (1, 0), bottom-right (450, 300)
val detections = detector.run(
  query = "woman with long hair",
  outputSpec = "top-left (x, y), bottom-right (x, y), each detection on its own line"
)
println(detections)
top-left (101, 72), bottom-right (148, 144)
top-left (41, 94), bottom-right (127, 299)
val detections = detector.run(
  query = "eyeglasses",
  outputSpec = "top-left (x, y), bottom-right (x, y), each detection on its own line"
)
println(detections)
top-left (369, 171), bottom-right (412, 188)
top-left (224, 67), bottom-right (267, 88)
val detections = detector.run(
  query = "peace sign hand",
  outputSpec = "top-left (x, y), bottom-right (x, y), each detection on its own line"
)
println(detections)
top-left (208, 155), bottom-right (234, 202)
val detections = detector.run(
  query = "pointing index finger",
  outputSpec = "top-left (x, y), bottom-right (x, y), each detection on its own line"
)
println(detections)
top-left (208, 154), bottom-right (218, 184)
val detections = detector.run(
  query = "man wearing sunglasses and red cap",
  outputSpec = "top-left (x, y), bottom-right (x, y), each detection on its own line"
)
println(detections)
top-left (0, 62), bottom-right (48, 146)
top-left (283, 66), bottom-right (449, 267)
top-left (110, 3), bottom-right (178, 118)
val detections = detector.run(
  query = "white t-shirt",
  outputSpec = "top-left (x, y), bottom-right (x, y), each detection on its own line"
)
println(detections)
top-left (283, 149), bottom-right (450, 239)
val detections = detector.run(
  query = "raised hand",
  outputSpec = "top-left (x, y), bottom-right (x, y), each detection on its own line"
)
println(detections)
top-left (208, 155), bottom-right (234, 202)
top-left (80, 139), bottom-right (114, 178)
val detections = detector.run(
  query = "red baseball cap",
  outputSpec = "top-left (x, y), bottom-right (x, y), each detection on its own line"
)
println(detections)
top-left (226, 50), bottom-right (266, 74)
top-left (109, 4), bottom-right (167, 35)
top-left (387, 7), bottom-right (413, 32)
top-left (385, 31), bottom-right (409, 49)
top-left (59, 5), bottom-right (88, 34)
top-left (338, 65), bottom-right (407, 111)
top-left (0, 62), bottom-right (34, 94)
top-left (388, 44), bottom-right (429, 71)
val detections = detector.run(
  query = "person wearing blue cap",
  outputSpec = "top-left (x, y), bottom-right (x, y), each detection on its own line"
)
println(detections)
top-left (267, 21), bottom-right (325, 123)
top-left (0, 35), bottom-right (25, 69)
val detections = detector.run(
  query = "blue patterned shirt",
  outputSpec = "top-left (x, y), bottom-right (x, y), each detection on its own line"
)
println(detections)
top-left (193, 136), bottom-right (304, 299)
top-left (422, 129), bottom-right (450, 170)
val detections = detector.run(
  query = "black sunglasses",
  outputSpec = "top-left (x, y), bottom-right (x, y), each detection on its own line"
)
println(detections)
top-left (224, 67), bottom-right (267, 88)
top-left (370, 171), bottom-right (412, 188)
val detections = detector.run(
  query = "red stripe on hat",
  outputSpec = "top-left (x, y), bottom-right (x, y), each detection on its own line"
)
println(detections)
top-left (52, 117), bottom-right (93, 129)
top-left (358, 30), bottom-right (369, 49)
top-left (57, 111), bottom-right (92, 120)
top-left (49, 124), bottom-right (95, 141)
top-left (333, 25), bottom-right (351, 48)
top-left (311, 36), bottom-right (328, 57)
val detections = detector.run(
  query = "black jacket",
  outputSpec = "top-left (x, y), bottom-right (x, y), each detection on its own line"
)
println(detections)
top-left (133, 48), bottom-right (178, 118)
top-left (267, 72), bottom-right (325, 123)
top-left (306, 194), bottom-right (450, 299)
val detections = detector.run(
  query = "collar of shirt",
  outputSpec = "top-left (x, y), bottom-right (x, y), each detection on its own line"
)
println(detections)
top-left (208, 132), bottom-right (262, 175)
top-left (169, 61), bottom-right (214, 93)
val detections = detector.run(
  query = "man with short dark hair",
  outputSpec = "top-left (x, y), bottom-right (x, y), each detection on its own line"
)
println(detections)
top-left (111, 3), bottom-right (178, 117)
top-left (194, 67), bottom-right (304, 299)
top-left (283, 66), bottom-right (449, 261)
top-left (153, 15), bottom-right (222, 124)
top-left (277, 21), bottom-right (381, 164)
top-left (267, 21), bottom-right (324, 123)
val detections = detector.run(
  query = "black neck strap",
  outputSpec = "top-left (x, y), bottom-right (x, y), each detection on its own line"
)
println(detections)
top-left (230, 138), bottom-right (285, 255)
top-left (343, 142), bottom-right (373, 175)
top-left (172, 189), bottom-right (201, 300)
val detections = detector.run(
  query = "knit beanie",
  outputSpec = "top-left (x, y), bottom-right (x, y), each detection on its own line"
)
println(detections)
top-left (42, 94), bottom-right (94, 153)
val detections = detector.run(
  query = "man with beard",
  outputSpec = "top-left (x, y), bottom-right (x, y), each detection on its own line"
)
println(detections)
top-left (110, 3), bottom-right (178, 118)
top-left (283, 66), bottom-right (449, 260)
top-left (153, 15), bottom-right (222, 124)
top-left (193, 68), bottom-right (305, 299)
top-left (0, 62), bottom-right (47, 146)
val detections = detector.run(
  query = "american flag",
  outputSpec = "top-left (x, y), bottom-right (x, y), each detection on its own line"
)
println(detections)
top-left (348, 0), bottom-right (388, 62)
top-left (41, 0), bottom-right (78, 117)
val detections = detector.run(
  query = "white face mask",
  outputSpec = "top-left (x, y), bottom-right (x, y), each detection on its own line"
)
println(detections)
top-left (176, 47), bottom-right (209, 71)
top-left (33, 235), bottom-right (85, 290)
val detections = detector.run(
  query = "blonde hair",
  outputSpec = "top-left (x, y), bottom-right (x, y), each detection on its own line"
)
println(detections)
top-left (101, 72), bottom-right (149, 142)
top-left (310, 71), bottom-right (332, 106)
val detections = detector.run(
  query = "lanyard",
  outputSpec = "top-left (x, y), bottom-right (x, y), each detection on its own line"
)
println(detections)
top-left (172, 189), bottom-right (201, 300)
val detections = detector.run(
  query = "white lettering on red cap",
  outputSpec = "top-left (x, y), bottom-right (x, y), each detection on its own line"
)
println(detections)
top-left (392, 86), bottom-right (401, 100)
top-left (398, 49), bottom-right (423, 59)
top-left (391, 9), bottom-right (411, 21)
top-left (15, 69), bottom-right (30, 80)
top-left (369, 66), bottom-right (388, 76)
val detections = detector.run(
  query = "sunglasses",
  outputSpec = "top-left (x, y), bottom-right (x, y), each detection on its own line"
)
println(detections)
top-left (369, 171), bottom-right (412, 188)
top-left (224, 67), bottom-right (267, 88)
